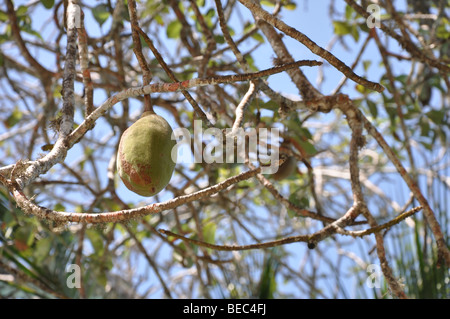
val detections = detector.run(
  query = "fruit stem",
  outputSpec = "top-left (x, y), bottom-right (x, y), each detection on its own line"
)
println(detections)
top-left (143, 94), bottom-right (155, 114)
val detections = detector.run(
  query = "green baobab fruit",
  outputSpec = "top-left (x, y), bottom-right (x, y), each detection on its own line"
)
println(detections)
top-left (117, 111), bottom-right (176, 197)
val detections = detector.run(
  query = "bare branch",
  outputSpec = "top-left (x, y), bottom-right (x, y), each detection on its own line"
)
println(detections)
top-left (237, 0), bottom-right (385, 92)
top-left (75, 5), bottom-right (94, 116)
top-left (10, 167), bottom-right (262, 224)
top-left (344, 0), bottom-right (450, 74)
top-left (158, 228), bottom-right (310, 251)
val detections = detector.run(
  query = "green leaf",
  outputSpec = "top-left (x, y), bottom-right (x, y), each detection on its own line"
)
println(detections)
top-left (243, 22), bottom-right (254, 33)
top-left (14, 225), bottom-right (35, 252)
top-left (385, 105), bottom-right (397, 125)
top-left (258, 252), bottom-right (278, 299)
top-left (16, 5), bottom-right (28, 17)
top-left (426, 110), bottom-right (445, 124)
top-left (261, 100), bottom-right (278, 111)
top-left (84, 146), bottom-right (94, 157)
top-left (284, 116), bottom-right (304, 135)
top-left (358, 21), bottom-right (370, 33)
top-left (34, 237), bottom-right (52, 262)
top-left (166, 20), bottom-right (182, 39)
top-left (251, 32), bottom-right (265, 43)
top-left (53, 203), bottom-right (66, 212)
top-left (297, 139), bottom-right (316, 156)
top-left (245, 55), bottom-right (258, 71)
top-left (0, 11), bottom-right (8, 22)
top-left (394, 74), bottom-right (408, 85)
top-left (214, 35), bottom-right (225, 44)
top-left (286, 186), bottom-right (308, 219)
top-left (345, 5), bottom-right (354, 21)
top-left (351, 25), bottom-right (360, 42)
top-left (3, 107), bottom-right (23, 128)
top-left (204, 8), bottom-right (216, 28)
top-left (21, 24), bottom-right (44, 41)
top-left (41, 0), bottom-right (55, 9)
top-left (261, 1), bottom-right (275, 7)
top-left (92, 4), bottom-right (110, 27)
top-left (86, 229), bottom-right (104, 254)
top-left (298, 127), bottom-right (313, 140)
top-left (356, 84), bottom-right (371, 95)
top-left (154, 14), bottom-right (164, 26)
top-left (173, 241), bottom-right (197, 268)
top-left (363, 60), bottom-right (372, 72)
top-left (366, 99), bottom-right (378, 118)
top-left (137, 34), bottom-right (149, 48)
top-left (101, 198), bottom-right (122, 213)
top-left (420, 141), bottom-right (433, 150)
top-left (53, 84), bottom-right (62, 98)
top-left (284, 2), bottom-right (297, 10)
top-left (436, 17), bottom-right (450, 39)
top-left (419, 117), bottom-right (430, 137)
top-left (175, 68), bottom-right (195, 81)
top-left (333, 21), bottom-right (352, 36)
top-left (202, 221), bottom-right (216, 244)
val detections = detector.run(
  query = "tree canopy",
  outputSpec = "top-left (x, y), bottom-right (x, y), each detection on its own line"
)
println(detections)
top-left (0, 0), bottom-right (449, 299)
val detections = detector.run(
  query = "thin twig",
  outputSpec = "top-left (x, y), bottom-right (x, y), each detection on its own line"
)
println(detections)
top-left (371, 27), bottom-right (417, 182)
top-left (363, 114), bottom-right (450, 266)
top-left (5, 0), bottom-right (56, 78)
top-left (360, 206), bottom-right (408, 298)
top-left (336, 206), bottom-right (423, 237)
top-left (215, 0), bottom-right (259, 134)
top-left (215, 0), bottom-right (250, 72)
top-left (332, 33), bottom-right (372, 94)
top-left (158, 229), bottom-right (310, 251)
top-left (136, 27), bottom-right (211, 125)
top-left (124, 224), bottom-right (172, 298)
top-left (237, 0), bottom-right (385, 92)
top-left (344, 0), bottom-right (450, 74)
top-left (188, 0), bottom-right (216, 78)
top-left (127, 0), bottom-right (153, 112)
top-left (0, 258), bottom-right (68, 299)
top-left (254, 14), bottom-right (322, 100)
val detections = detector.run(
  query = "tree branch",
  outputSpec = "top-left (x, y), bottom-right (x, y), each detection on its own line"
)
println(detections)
top-left (237, 0), bottom-right (385, 92)
top-left (158, 228), bottom-right (310, 251)
top-left (10, 167), bottom-right (262, 224)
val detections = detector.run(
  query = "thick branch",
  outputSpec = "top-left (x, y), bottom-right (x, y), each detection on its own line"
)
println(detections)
top-left (10, 168), bottom-right (262, 224)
